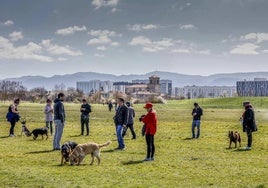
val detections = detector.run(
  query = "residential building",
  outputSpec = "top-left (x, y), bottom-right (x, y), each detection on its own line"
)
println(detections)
top-left (236, 78), bottom-right (268, 96)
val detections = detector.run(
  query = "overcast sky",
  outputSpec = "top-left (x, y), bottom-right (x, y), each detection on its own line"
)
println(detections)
top-left (0, 0), bottom-right (268, 79)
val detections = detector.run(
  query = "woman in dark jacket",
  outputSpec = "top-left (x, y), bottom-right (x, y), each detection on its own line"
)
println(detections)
top-left (242, 103), bottom-right (257, 150)
top-left (7, 98), bottom-right (20, 137)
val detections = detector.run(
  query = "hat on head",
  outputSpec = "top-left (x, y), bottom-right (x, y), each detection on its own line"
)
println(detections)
top-left (243, 101), bottom-right (250, 107)
top-left (144, 102), bottom-right (153, 109)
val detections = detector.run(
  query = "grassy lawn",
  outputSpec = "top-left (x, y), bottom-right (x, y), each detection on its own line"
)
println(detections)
top-left (0, 97), bottom-right (267, 188)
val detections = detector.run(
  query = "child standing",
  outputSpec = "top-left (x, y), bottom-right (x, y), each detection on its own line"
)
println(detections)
top-left (44, 99), bottom-right (54, 135)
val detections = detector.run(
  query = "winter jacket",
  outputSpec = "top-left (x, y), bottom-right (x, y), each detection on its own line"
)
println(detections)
top-left (53, 98), bottom-right (65, 123)
top-left (114, 104), bottom-right (128, 125)
top-left (80, 103), bottom-right (91, 117)
top-left (192, 107), bottom-right (203, 120)
top-left (127, 107), bottom-right (135, 125)
top-left (142, 110), bottom-right (157, 135)
top-left (243, 107), bottom-right (257, 132)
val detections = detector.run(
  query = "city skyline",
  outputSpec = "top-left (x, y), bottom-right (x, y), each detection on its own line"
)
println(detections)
top-left (1, 0), bottom-right (268, 79)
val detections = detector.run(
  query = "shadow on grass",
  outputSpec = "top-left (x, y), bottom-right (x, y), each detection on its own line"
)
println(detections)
top-left (25, 149), bottom-right (57, 154)
top-left (0, 136), bottom-right (9, 139)
top-left (102, 149), bottom-right (117, 153)
top-left (232, 148), bottom-right (251, 152)
top-left (121, 160), bottom-right (144, 165)
top-left (182, 137), bottom-right (194, 140)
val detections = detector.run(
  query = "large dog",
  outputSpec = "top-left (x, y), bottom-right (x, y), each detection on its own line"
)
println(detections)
top-left (61, 141), bottom-right (78, 165)
top-left (228, 131), bottom-right (241, 148)
top-left (69, 141), bottom-right (111, 165)
top-left (21, 120), bottom-right (31, 137)
top-left (29, 127), bottom-right (48, 140)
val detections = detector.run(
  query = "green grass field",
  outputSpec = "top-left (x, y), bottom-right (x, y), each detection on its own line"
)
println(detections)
top-left (0, 97), bottom-right (267, 188)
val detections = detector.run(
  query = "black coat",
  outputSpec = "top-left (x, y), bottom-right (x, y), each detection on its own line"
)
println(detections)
top-left (243, 108), bottom-right (257, 132)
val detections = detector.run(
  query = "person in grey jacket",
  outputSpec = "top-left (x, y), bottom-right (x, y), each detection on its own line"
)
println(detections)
top-left (114, 98), bottom-right (128, 150)
top-left (53, 93), bottom-right (65, 151)
top-left (122, 102), bottom-right (136, 139)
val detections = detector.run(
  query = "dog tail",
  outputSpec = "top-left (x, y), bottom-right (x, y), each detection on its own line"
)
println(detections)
top-left (98, 141), bottom-right (111, 148)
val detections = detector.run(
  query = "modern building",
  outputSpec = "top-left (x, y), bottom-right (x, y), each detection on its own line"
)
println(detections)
top-left (175, 85), bottom-right (236, 99)
top-left (76, 80), bottom-right (113, 94)
top-left (236, 78), bottom-right (268, 96)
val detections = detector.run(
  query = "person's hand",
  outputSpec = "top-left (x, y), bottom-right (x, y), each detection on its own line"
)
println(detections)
top-left (123, 124), bottom-right (126, 128)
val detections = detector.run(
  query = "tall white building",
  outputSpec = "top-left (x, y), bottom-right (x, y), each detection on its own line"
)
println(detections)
top-left (76, 80), bottom-right (113, 94)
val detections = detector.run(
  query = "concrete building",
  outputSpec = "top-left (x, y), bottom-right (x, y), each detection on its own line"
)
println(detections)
top-left (175, 85), bottom-right (236, 99)
top-left (76, 80), bottom-right (113, 94)
top-left (237, 78), bottom-right (268, 96)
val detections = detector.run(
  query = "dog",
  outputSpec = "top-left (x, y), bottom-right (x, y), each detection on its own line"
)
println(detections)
top-left (29, 127), bottom-right (48, 140)
top-left (21, 120), bottom-right (31, 137)
top-left (61, 141), bottom-right (78, 165)
top-left (228, 131), bottom-right (241, 148)
top-left (69, 140), bottom-right (111, 165)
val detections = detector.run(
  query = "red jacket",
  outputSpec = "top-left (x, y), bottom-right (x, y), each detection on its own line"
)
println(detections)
top-left (142, 110), bottom-right (157, 135)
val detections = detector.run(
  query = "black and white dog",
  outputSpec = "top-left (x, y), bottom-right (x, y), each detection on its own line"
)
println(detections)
top-left (61, 141), bottom-right (78, 165)
top-left (21, 120), bottom-right (31, 137)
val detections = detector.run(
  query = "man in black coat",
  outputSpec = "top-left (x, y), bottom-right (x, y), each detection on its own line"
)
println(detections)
top-left (80, 99), bottom-right (91, 136)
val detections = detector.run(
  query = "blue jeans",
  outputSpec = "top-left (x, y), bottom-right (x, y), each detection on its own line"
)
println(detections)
top-left (116, 125), bottom-right (125, 149)
top-left (192, 120), bottom-right (201, 138)
top-left (53, 120), bottom-right (64, 149)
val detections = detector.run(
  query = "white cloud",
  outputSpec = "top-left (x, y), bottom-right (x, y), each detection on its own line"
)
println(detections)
top-left (240, 32), bottom-right (268, 43)
top-left (42, 39), bottom-right (82, 56)
top-left (197, 50), bottom-right (211, 55)
top-left (55, 25), bottom-right (87, 36)
top-left (97, 46), bottom-right (107, 51)
top-left (230, 43), bottom-right (260, 55)
top-left (129, 36), bottom-right (173, 52)
top-left (180, 24), bottom-right (196, 30)
top-left (9, 31), bottom-right (23, 41)
top-left (127, 24), bottom-right (158, 31)
top-left (92, 0), bottom-right (119, 9)
top-left (4, 20), bottom-right (14, 26)
top-left (87, 29), bottom-right (120, 48)
top-left (57, 57), bottom-right (68, 61)
top-left (0, 36), bottom-right (53, 62)
top-left (94, 53), bottom-right (104, 57)
top-left (171, 49), bottom-right (191, 54)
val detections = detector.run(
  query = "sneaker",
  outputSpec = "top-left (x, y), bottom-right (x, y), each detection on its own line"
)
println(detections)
top-left (143, 157), bottom-right (151, 161)
top-left (245, 146), bottom-right (252, 150)
top-left (9, 134), bottom-right (15, 137)
top-left (120, 147), bottom-right (126, 151)
top-left (150, 157), bottom-right (154, 161)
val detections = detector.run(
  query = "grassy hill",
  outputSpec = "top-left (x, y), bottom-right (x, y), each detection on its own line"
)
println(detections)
top-left (0, 97), bottom-right (267, 187)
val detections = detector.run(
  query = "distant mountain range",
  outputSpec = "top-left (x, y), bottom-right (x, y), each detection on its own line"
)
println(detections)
top-left (2, 71), bottom-right (268, 90)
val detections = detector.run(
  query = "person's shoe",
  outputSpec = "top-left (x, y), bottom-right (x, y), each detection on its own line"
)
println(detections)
top-left (9, 134), bottom-right (15, 137)
top-left (245, 146), bottom-right (252, 150)
top-left (150, 157), bottom-right (154, 161)
top-left (143, 157), bottom-right (151, 161)
top-left (53, 148), bottom-right (61, 151)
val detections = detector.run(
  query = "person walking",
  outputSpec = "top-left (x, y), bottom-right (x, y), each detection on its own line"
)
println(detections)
top-left (140, 102), bottom-right (158, 161)
top-left (114, 98), bottom-right (128, 150)
top-left (122, 101), bottom-right (136, 139)
top-left (80, 98), bottom-right (91, 136)
top-left (191, 102), bottom-right (203, 139)
top-left (242, 102), bottom-right (257, 150)
top-left (44, 99), bottom-right (53, 135)
top-left (7, 98), bottom-right (20, 137)
top-left (53, 93), bottom-right (65, 151)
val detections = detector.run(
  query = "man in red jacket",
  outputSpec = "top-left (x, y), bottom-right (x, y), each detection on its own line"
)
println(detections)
top-left (141, 102), bottom-right (158, 161)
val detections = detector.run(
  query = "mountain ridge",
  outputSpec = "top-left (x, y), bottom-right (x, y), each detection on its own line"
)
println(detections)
top-left (2, 71), bottom-right (268, 90)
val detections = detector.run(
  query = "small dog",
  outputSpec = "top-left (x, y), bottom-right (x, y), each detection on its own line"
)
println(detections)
top-left (61, 141), bottom-right (78, 165)
top-left (29, 127), bottom-right (48, 140)
top-left (21, 120), bottom-right (31, 137)
top-left (228, 131), bottom-right (241, 148)
top-left (69, 140), bottom-right (111, 165)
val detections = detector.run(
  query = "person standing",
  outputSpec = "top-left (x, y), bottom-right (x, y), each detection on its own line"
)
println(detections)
top-left (53, 93), bottom-right (65, 151)
top-left (242, 102), bottom-right (257, 150)
top-left (140, 102), bottom-right (158, 161)
top-left (114, 98), bottom-right (128, 150)
top-left (108, 102), bottom-right (113, 112)
top-left (80, 98), bottom-right (91, 136)
top-left (122, 102), bottom-right (136, 139)
top-left (191, 102), bottom-right (203, 139)
top-left (44, 99), bottom-right (53, 135)
top-left (7, 98), bottom-right (20, 137)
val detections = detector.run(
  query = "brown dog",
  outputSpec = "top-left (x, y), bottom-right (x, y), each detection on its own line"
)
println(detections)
top-left (228, 131), bottom-right (241, 148)
top-left (69, 140), bottom-right (111, 165)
